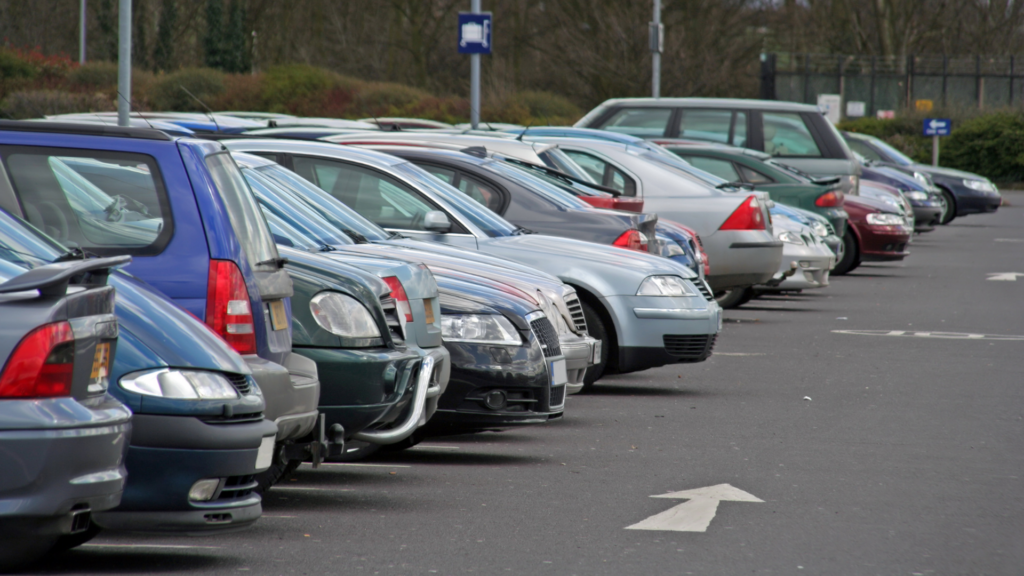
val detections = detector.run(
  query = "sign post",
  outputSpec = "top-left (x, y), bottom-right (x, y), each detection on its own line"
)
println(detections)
top-left (650, 0), bottom-right (663, 98)
top-left (923, 118), bottom-right (951, 166)
top-left (459, 4), bottom-right (492, 130)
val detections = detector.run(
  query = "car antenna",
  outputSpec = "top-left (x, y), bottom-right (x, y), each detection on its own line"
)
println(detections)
top-left (515, 120), bottom-right (533, 142)
top-left (117, 91), bottom-right (156, 129)
top-left (179, 85), bottom-right (221, 133)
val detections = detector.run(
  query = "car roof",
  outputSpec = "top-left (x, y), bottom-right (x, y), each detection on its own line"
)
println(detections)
top-left (595, 97), bottom-right (822, 112)
top-left (0, 119), bottom-right (173, 141)
top-left (224, 138), bottom-right (407, 168)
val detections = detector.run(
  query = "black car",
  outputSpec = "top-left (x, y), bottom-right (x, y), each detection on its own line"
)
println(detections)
top-left (373, 147), bottom-right (659, 253)
top-left (843, 131), bottom-right (1002, 224)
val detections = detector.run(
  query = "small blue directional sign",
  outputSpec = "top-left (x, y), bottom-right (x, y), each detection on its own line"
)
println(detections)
top-left (458, 12), bottom-right (492, 54)
top-left (923, 118), bottom-right (952, 136)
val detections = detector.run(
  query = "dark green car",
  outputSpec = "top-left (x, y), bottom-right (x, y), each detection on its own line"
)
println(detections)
top-left (657, 143), bottom-right (849, 240)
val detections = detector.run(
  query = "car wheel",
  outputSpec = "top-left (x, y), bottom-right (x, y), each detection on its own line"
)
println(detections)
top-left (938, 188), bottom-right (957, 224)
top-left (832, 230), bottom-right (859, 275)
top-left (51, 524), bottom-right (101, 553)
top-left (581, 301), bottom-right (609, 389)
top-left (714, 287), bottom-right (752, 309)
top-left (254, 458), bottom-right (302, 494)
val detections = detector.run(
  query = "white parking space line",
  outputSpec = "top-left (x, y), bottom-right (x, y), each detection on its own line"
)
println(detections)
top-left (987, 272), bottom-right (1024, 281)
top-left (261, 515), bottom-right (298, 518)
top-left (715, 353), bottom-right (766, 356)
top-left (834, 329), bottom-right (1024, 340)
top-left (314, 462), bottom-right (412, 468)
top-left (272, 486), bottom-right (354, 492)
top-left (410, 445), bottom-right (461, 450)
top-left (994, 238), bottom-right (1024, 242)
top-left (82, 544), bottom-right (222, 549)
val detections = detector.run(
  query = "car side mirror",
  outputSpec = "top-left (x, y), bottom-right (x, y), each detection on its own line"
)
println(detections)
top-left (423, 210), bottom-right (451, 233)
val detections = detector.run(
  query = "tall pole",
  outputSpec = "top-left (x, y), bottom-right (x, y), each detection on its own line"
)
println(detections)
top-left (651, 0), bottom-right (662, 98)
top-left (79, 0), bottom-right (87, 65)
top-left (117, 0), bottom-right (131, 126)
top-left (470, 0), bottom-right (481, 129)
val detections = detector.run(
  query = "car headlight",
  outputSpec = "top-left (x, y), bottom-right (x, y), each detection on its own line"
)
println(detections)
top-left (963, 179), bottom-right (996, 192)
top-left (636, 275), bottom-right (696, 297)
top-left (778, 230), bottom-right (805, 245)
top-left (441, 314), bottom-right (522, 345)
top-left (310, 292), bottom-right (381, 338)
top-left (120, 369), bottom-right (239, 400)
top-left (903, 190), bottom-right (928, 201)
top-left (866, 213), bottom-right (904, 226)
top-left (913, 171), bottom-right (931, 186)
top-left (537, 291), bottom-right (572, 336)
top-left (811, 222), bottom-right (830, 238)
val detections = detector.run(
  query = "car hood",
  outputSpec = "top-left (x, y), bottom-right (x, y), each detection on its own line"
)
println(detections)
top-left (481, 234), bottom-right (697, 280)
top-left (913, 164), bottom-right (988, 182)
top-left (383, 238), bottom-right (562, 282)
top-left (110, 272), bottom-right (250, 378)
top-left (319, 250), bottom-right (439, 301)
top-left (436, 276), bottom-right (536, 330)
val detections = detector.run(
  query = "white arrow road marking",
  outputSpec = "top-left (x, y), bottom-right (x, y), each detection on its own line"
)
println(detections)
top-left (987, 272), bottom-right (1024, 281)
top-left (834, 330), bottom-right (1024, 341)
top-left (626, 484), bottom-right (763, 532)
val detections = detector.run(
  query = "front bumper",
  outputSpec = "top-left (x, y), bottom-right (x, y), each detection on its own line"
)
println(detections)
top-left (953, 188), bottom-right (1002, 215)
top-left (560, 333), bottom-right (599, 395)
top-left (911, 204), bottom-right (943, 230)
top-left (603, 293), bottom-right (721, 374)
top-left (0, 396), bottom-right (131, 537)
top-left (762, 244), bottom-right (835, 291)
top-left (95, 414), bottom-right (278, 533)
top-left (856, 224), bottom-right (912, 261)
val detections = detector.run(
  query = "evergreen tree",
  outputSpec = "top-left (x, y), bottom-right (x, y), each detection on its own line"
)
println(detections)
top-left (96, 0), bottom-right (119, 61)
top-left (153, 0), bottom-right (178, 71)
top-left (224, 1), bottom-right (250, 73)
top-left (204, 0), bottom-right (225, 69)
top-left (132, 0), bottom-right (150, 71)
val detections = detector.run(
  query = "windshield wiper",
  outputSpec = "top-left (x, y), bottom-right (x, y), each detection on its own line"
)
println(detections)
top-left (255, 256), bottom-right (289, 268)
top-left (53, 247), bottom-right (100, 262)
top-left (317, 244), bottom-right (337, 253)
top-left (512, 225), bottom-right (535, 235)
top-left (388, 231), bottom-right (406, 240)
top-left (342, 229), bottom-right (370, 244)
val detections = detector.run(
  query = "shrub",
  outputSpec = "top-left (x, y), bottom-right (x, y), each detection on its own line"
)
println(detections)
top-left (353, 81), bottom-right (431, 116)
top-left (148, 67), bottom-right (226, 111)
top-left (0, 90), bottom-right (114, 119)
top-left (261, 64), bottom-right (358, 113)
top-left (67, 61), bottom-right (119, 90)
top-left (511, 90), bottom-right (581, 124)
top-left (0, 49), bottom-right (38, 81)
top-left (942, 112), bottom-right (1024, 182)
top-left (209, 72), bottom-right (267, 112)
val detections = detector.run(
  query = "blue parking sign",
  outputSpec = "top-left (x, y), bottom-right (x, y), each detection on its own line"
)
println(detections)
top-left (458, 13), bottom-right (492, 55)
top-left (923, 118), bottom-right (951, 136)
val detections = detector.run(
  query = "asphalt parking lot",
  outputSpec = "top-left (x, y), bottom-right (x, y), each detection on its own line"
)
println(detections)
top-left (24, 193), bottom-right (1023, 575)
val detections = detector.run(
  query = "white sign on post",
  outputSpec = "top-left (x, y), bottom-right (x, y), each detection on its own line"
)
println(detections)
top-left (846, 101), bottom-right (866, 118)
top-left (817, 94), bottom-right (842, 125)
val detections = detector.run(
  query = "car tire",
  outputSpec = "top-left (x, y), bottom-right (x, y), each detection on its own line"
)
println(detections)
top-left (51, 524), bottom-right (101, 553)
top-left (714, 287), bottom-right (752, 309)
top-left (938, 188), bottom-right (957, 224)
top-left (254, 458), bottom-right (302, 495)
top-left (832, 230), bottom-right (859, 275)
top-left (580, 301), bottom-right (609, 389)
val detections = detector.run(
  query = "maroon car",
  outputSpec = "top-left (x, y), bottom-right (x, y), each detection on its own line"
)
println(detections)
top-left (833, 195), bottom-right (912, 275)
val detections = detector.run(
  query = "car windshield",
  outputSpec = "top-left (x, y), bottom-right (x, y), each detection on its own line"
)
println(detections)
top-left (765, 159), bottom-right (816, 182)
top-left (502, 160), bottom-right (612, 198)
top-left (637, 150), bottom-right (729, 186)
top-left (242, 168), bottom-right (354, 247)
top-left (0, 208), bottom-right (64, 272)
top-left (540, 148), bottom-right (597, 183)
top-left (484, 160), bottom-right (593, 210)
top-left (262, 209), bottom-right (322, 251)
top-left (391, 162), bottom-right (518, 237)
top-left (254, 164), bottom-right (391, 242)
top-left (865, 136), bottom-right (915, 166)
top-left (204, 152), bottom-right (281, 269)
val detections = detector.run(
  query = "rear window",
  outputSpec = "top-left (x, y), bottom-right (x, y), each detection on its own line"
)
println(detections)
top-left (204, 152), bottom-right (280, 270)
top-left (0, 147), bottom-right (173, 256)
top-left (678, 109), bottom-right (733, 144)
top-left (762, 112), bottom-right (822, 157)
top-left (598, 108), bottom-right (673, 138)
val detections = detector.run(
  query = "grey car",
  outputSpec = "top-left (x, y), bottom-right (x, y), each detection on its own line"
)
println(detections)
top-left (0, 256), bottom-right (132, 570)
top-left (575, 97), bottom-right (863, 197)
top-left (223, 139), bottom-right (721, 384)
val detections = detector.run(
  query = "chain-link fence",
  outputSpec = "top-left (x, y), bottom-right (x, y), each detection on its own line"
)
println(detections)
top-left (760, 53), bottom-right (1024, 117)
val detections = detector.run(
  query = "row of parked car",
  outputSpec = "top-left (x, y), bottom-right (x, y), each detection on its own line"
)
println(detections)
top-left (0, 97), bottom-right (1000, 570)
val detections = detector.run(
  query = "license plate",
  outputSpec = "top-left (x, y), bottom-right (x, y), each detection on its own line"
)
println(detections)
top-left (255, 435), bottom-right (276, 471)
top-left (549, 358), bottom-right (568, 386)
top-left (591, 340), bottom-right (602, 364)
top-left (87, 342), bottom-right (112, 394)
top-left (423, 298), bottom-right (435, 325)
top-left (268, 300), bottom-right (288, 331)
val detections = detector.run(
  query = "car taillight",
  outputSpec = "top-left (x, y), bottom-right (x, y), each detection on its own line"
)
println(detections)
top-left (205, 259), bottom-right (257, 355)
top-left (815, 190), bottom-right (845, 207)
top-left (382, 276), bottom-right (413, 322)
top-left (719, 195), bottom-right (766, 231)
top-left (0, 321), bottom-right (75, 398)
top-left (613, 229), bottom-right (649, 252)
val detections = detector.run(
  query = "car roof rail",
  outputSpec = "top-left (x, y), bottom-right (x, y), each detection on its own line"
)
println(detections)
top-left (0, 120), bottom-right (173, 141)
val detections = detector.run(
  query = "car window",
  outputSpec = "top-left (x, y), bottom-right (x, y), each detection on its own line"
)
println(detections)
top-left (456, 173), bottom-right (504, 211)
top-left (846, 138), bottom-right (884, 162)
top-left (598, 108), bottom-right (673, 138)
top-left (678, 109), bottom-right (732, 144)
top-left (205, 152), bottom-right (280, 270)
top-left (421, 165), bottom-right (457, 184)
top-left (1, 147), bottom-right (172, 256)
top-left (561, 150), bottom-right (637, 196)
top-left (391, 162), bottom-right (518, 237)
top-left (293, 156), bottom-right (439, 232)
top-left (862, 136), bottom-right (915, 166)
top-left (738, 164), bottom-right (774, 184)
top-left (734, 112), bottom-right (748, 147)
top-left (681, 156), bottom-right (740, 181)
top-left (762, 112), bottom-right (822, 157)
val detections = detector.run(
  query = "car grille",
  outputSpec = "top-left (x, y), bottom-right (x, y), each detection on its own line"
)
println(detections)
top-left (530, 317), bottom-right (562, 358)
top-left (550, 384), bottom-right (566, 409)
top-left (200, 412), bottom-right (265, 425)
top-left (225, 372), bottom-right (251, 395)
top-left (380, 296), bottom-right (404, 341)
top-left (663, 334), bottom-right (717, 362)
top-left (216, 475), bottom-right (257, 502)
top-left (693, 279), bottom-right (714, 301)
top-left (564, 294), bottom-right (588, 333)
